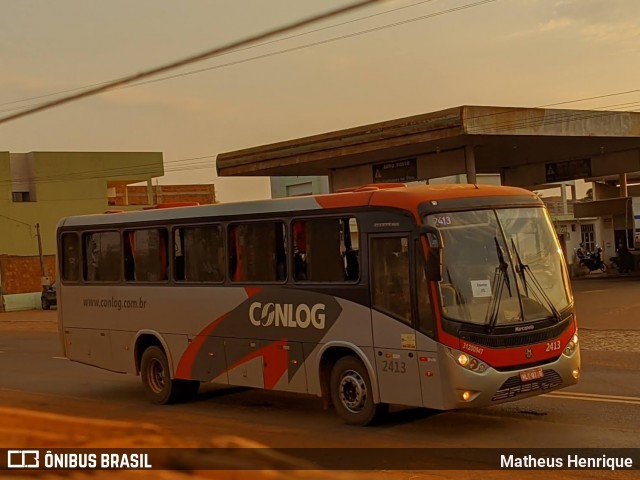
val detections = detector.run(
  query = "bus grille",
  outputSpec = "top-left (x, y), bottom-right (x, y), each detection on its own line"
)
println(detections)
top-left (491, 369), bottom-right (563, 402)
top-left (460, 322), bottom-right (569, 348)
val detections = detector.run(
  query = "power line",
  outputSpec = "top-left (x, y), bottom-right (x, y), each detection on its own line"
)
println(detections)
top-left (4, 98), bottom-right (640, 188)
top-left (539, 89), bottom-right (640, 109)
top-left (0, 0), bottom-right (438, 110)
top-left (4, 88), bottom-right (640, 188)
top-left (128, 0), bottom-right (501, 91)
top-left (0, 0), bottom-right (499, 120)
top-left (0, 0), bottom-right (383, 126)
top-left (0, 0), bottom-right (638, 184)
top-left (0, 213), bottom-right (33, 228)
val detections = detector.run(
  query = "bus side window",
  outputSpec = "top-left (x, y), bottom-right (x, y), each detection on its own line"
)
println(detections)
top-left (176, 225), bottom-right (225, 282)
top-left (293, 217), bottom-right (359, 282)
top-left (230, 222), bottom-right (286, 282)
top-left (343, 217), bottom-right (360, 281)
top-left (292, 221), bottom-right (307, 280)
top-left (83, 231), bottom-right (121, 282)
top-left (124, 229), bottom-right (168, 282)
top-left (229, 226), bottom-right (239, 281)
top-left (173, 229), bottom-right (185, 281)
top-left (61, 233), bottom-right (80, 282)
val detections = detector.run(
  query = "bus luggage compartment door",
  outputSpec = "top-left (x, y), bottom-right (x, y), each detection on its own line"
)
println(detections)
top-left (64, 327), bottom-right (113, 370)
top-left (225, 338), bottom-right (265, 389)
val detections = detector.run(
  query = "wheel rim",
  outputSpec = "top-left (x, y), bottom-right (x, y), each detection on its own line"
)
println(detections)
top-left (339, 369), bottom-right (367, 414)
top-left (147, 358), bottom-right (166, 393)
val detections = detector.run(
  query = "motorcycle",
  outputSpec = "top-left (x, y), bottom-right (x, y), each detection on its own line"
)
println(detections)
top-left (577, 246), bottom-right (607, 273)
top-left (610, 244), bottom-right (634, 273)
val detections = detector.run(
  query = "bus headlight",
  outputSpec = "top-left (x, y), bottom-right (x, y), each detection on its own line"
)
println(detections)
top-left (457, 353), bottom-right (469, 366)
top-left (564, 332), bottom-right (578, 356)
top-left (449, 349), bottom-right (487, 373)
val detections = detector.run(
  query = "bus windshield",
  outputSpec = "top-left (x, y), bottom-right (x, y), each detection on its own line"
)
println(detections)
top-left (428, 207), bottom-right (571, 327)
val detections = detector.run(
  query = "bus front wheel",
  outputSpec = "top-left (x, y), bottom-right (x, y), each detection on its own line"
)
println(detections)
top-left (140, 346), bottom-right (199, 404)
top-left (330, 356), bottom-right (387, 426)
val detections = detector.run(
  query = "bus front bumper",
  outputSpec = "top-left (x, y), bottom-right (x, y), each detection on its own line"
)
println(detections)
top-left (437, 346), bottom-right (581, 410)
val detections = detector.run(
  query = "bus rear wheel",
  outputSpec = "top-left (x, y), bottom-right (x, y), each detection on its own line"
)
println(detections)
top-left (330, 356), bottom-right (387, 426)
top-left (140, 346), bottom-right (199, 404)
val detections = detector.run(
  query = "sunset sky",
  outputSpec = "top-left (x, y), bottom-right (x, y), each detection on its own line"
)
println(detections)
top-left (1, 0), bottom-right (639, 202)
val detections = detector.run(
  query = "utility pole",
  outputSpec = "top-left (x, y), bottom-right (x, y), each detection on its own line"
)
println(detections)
top-left (0, 266), bottom-right (4, 313)
top-left (36, 223), bottom-right (49, 289)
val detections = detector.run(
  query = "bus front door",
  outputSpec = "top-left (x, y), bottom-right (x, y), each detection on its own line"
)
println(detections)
top-left (369, 235), bottom-right (423, 407)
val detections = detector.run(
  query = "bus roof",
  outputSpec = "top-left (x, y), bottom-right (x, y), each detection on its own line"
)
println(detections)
top-left (59, 184), bottom-right (538, 228)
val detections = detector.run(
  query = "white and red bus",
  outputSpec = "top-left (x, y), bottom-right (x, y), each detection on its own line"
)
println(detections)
top-left (57, 184), bottom-right (580, 425)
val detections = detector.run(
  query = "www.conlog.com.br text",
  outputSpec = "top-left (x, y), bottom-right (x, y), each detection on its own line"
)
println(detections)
top-left (82, 297), bottom-right (147, 311)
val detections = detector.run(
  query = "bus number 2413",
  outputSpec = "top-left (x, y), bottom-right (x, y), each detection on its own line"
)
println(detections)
top-left (382, 360), bottom-right (407, 374)
top-left (546, 340), bottom-right (561, 352)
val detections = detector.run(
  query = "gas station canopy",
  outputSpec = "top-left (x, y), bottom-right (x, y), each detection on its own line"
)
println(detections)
top-left (217, 105), bottom-right (640, 191)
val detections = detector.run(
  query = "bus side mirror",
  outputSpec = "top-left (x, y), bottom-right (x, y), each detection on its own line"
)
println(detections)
top-left (420, 225), bottom-right (443, 282)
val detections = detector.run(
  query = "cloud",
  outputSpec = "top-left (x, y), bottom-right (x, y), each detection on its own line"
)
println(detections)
top-left (538, 18), bottom-right (572, 32)
top-left (579, 22), bottom-right (640, 45)
top-left (502, 0), bottom-right (640, 49)
top-left (552, 0), bottom-right (640, 47)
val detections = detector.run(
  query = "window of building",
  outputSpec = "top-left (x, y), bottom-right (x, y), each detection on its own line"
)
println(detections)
top-left (370, 236), bottom-right (412, 323)
top-left (174, 225), bottom-right (225, 282)
top-left (124, 229), bottom-right (169, 282)
top-left (83, 231), bottom-right (121, 282)
top-left (229, 222), bottom-right (286, 282)
top-left (12, 191), bottom-right (32, 202)
top-left (580, 224), bottom-right (596, 252)
top-left (292, 217), bottom-right (359, 282)
top-left (61, 233), bottom-right (80, 282)
top-left (286, 182), bottom-right (313, 197)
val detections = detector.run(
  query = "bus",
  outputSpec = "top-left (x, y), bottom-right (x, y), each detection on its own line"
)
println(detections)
top-left (56, 183), bottom-right (580, 425)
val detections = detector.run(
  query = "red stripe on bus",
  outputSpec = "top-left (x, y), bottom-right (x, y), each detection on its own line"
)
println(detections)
top-left (175, 313), bottom-right (228, 379)
top-left (460, 323), bottom-right (576, 368)
top-left (244, 287), bottom-right (262, 298)
top-left (315, 191), bottom-right (375, 209)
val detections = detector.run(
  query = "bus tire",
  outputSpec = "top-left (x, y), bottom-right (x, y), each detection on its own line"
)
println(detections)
top-left (330, 356), bottom-right (387, 426)
top-left (140, 346), bottom-right (191, 404)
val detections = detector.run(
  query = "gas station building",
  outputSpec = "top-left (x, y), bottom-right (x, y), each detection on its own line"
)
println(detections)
top-left (217, 105), bottom-right (640, 270)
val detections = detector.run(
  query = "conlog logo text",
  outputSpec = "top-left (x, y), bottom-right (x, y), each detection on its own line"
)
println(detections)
top-left (249, 302), bottom-right (326, 329)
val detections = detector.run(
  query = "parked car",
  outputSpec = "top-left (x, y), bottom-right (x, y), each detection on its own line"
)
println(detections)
top-left (41, 282), bottom-right (57, 310)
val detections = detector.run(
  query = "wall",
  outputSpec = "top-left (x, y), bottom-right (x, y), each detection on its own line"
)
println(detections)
top-left (0, 255), bottom-right (56, 294)
top-left (111, 184), bottom-right (217, 206)
top-left (270, 176), bottom-right (330, 198)
top-left (0, 151), bottom-right (163, 257)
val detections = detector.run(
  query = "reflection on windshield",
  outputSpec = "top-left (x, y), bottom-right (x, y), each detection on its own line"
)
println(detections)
top-left (428, 208), bottom-right (570, 326)
top-left (498, 208), bottom-right (570, 319)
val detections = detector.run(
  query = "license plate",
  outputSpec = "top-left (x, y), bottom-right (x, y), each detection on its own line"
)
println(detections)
top-left (519, 367), bottom-right (544, 382)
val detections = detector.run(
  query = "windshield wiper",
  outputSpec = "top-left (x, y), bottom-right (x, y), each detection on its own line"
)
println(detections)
top-left (485, 237), bottom-right (512, 333)
top-left (510, 238), bottom-right (562, 323)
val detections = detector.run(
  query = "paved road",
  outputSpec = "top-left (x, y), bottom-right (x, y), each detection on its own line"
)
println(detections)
top-left (1, 277), bottom-right (639, 477)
